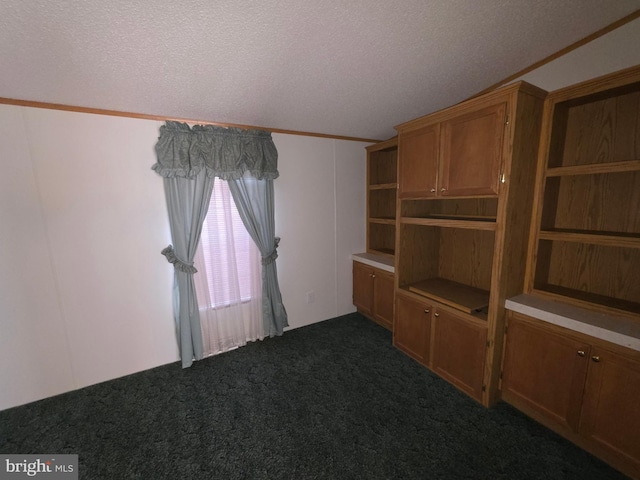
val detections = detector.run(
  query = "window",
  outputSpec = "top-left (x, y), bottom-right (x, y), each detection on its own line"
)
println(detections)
top-left (197, 178), bottom-right (260, 309)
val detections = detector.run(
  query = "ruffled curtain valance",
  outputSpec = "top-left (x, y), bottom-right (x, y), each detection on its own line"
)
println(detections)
top-left (152, 121), bottom-right (279, 181)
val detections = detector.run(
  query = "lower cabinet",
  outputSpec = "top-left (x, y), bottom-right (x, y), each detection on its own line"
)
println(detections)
top-left (502, 311), bottom-right (640, 479)
top-left (394, 293), bottom-right (432, 364)
top-left (353, 261), bottom-right (394, 330)
top-left (394, 291), bottom-right (487, 402)
top-left (432, 309), bottom-right (487, 402)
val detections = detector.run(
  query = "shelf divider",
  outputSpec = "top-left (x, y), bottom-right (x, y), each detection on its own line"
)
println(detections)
top-left (538, 230), bottom-right (640, 249)
top-left (546, 160), bottom-right (640, 177)
top-left (401, 216), bottom-right (496, 231)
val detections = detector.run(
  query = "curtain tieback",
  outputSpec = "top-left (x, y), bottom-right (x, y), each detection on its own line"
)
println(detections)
top-left (161, 245), bottom-right (198, 274)
top-left (261, 237), bottom-right (280, 266)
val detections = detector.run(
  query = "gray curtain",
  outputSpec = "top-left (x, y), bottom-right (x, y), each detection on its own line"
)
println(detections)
top-left (161, 172), bottom-right (213, 368)
top-left (153, 121), bottom-right (285, 366)
top-left (229, 173), bottom-right (289, 336)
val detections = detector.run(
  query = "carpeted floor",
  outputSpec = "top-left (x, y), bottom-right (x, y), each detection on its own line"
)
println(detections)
top-left (0, 313), bottom-right (629, 479)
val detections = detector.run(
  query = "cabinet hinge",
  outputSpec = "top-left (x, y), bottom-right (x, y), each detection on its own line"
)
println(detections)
top-left (486, 340), bottom-right (491, 348)
top-left (504, 325), bottom-right (508, 334)
top-left (500, 371), bottom-right (503, 379)
top-left (505, 114), bottom-right (510, 126)
top-left (482, 385), bottom-right (486, 392)
top-left (500, 173), bottom-right (506, 184)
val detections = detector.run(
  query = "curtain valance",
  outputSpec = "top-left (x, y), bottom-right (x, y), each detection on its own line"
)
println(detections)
top-left (153, 121), bottom-right (279, 180)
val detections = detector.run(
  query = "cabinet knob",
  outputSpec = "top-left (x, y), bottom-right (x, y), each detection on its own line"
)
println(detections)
top-left (577, 350), bottom-right (586, 357)
top-left (371, 274), bottom-right (375, 278)
top-left (440, 188), bottom-right (446, 192)
top-left (434, 312), bottom-right (439, 317)
top-left (430, 188), bottom-right (436, 193)
top-left (424, 309), bottom-right (430, 314)
top-left (591, 355), bottom-right (601, 363)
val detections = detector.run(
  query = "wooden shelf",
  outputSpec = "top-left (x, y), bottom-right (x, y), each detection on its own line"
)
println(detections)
top-left (408, 277), bottom-right (490, 315)
top-left (369, 247), bottom-right (395, 257)
top-left (546, 160), bottom-right (640, 177)
top-left (538, 230), bottom-right (640, 249)
top-left (400, 216), bottom-right (497, 231)
top-left (369, 217), bottom-right (396, 225)
top-left (533, 284), bottom-right (640, 315)
top-left (370, 183), bottom-right (397, 190)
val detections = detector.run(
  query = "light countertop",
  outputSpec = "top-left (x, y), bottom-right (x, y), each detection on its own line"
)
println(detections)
top-left (506, 294), bottom-right (640, 352)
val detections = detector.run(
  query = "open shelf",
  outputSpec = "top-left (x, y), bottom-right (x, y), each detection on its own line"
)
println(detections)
top-left (368, 222), bottom-right (395, 257)
top-left (408, 277), bottom-right (490, 315)
top-left (368, 143), bottom-right (398, 186)
top-left (547, 82), bottom-right (640, 169)
top-left (369, 187), bottom-right (397, 220)
top-left (534, 239), bottom-right (640, 315)
top-left (540, 171), bottom-right (640, 237)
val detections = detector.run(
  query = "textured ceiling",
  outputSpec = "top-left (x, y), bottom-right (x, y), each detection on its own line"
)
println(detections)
top-left (1, 1), bottom-right (639, 140)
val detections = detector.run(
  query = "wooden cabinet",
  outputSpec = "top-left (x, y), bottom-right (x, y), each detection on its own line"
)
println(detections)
top-left (432, 308), bottom-right (487, 402)
top-left (394, 291), bottom-right (488, 402)
top-left (366, 137), bottom-right (398, 257)
top-left (580, 347), bottom-right (640, 474)
top-left (353, 261), bottom-right (394, 330)
top-left (440, 102), bottom-right (506, 196)
top-left (394, 81), bottom-right (546, 406)
top-left (502, 311), bottom-right (640, 479)
top-left (398, 125), bottom-right (439, 198)
top-left (398, 101), bottom-right (506, 199)
top-left (502, 313), bottom-right (591, 431)
top-left (525, 65), bottom-right (640, 317)
top-left (394, 292), bottom-right (432, 365)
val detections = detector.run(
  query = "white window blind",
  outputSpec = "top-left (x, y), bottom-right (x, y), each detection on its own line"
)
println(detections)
top-left (199, 178), bottom-right (259, 308)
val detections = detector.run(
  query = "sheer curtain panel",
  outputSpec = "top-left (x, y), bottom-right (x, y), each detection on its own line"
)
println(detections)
top-left (194, 178), bottom-right (264, 356)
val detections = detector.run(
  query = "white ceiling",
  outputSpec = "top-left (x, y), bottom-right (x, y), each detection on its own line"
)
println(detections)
top-left (1, 1), bottom-right (639, 141)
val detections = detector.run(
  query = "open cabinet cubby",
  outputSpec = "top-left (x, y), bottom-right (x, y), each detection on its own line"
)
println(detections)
top-left (369, 146), bottom-right (398, 186)
top-left (397, 223), bottom-right (494, 317)
top-left (369, 187), bottom-right (397, 220)
top-left (401, 197), bottom-right (498, 222)
top-left (368, 222), bottom-right (396, 257)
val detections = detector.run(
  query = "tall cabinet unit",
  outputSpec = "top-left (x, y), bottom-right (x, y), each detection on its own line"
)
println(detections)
top-left (353, 138), bottom-right (398, 331)
top-left (393, 82), bottom-right (546, 406)
top-left (503, 65), bottom-right (640, 480)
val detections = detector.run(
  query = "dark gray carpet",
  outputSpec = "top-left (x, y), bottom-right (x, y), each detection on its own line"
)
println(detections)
top-left (0, 313), bottom-right (628, 479)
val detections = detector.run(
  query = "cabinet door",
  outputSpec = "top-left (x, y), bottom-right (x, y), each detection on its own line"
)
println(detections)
top-left (432, 309), bottom-right (487, 402)
top-left (579, 348), bottom-right (640, 472)
top-left (501, 315), bottom-right (590, 431)
top-left (440, 102), bottom-right (506, 196)
top-left (353, 262), bottom-right (373, 316)
top-left (394, 294), bottom-right (432, 365)
top-left (373, 270), bottom-right (394, 330)
top-left (398, 124), bottom-right (439, 198)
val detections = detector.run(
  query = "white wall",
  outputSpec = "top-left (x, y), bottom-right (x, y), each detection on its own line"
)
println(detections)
top-left (0, 107), bottom-right (367, 411)
top-left (513, 18), bottom-right (640, 91)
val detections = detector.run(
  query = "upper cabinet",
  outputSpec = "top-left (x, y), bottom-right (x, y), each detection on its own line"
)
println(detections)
top-left (440, 102), bottom-right (506, 196)
top-left (398, 124), bottom-right (439, 198)
top-left (525, 65), bottom-right (640, 318)
top-left (398, 99), bottom-right (508, 199)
